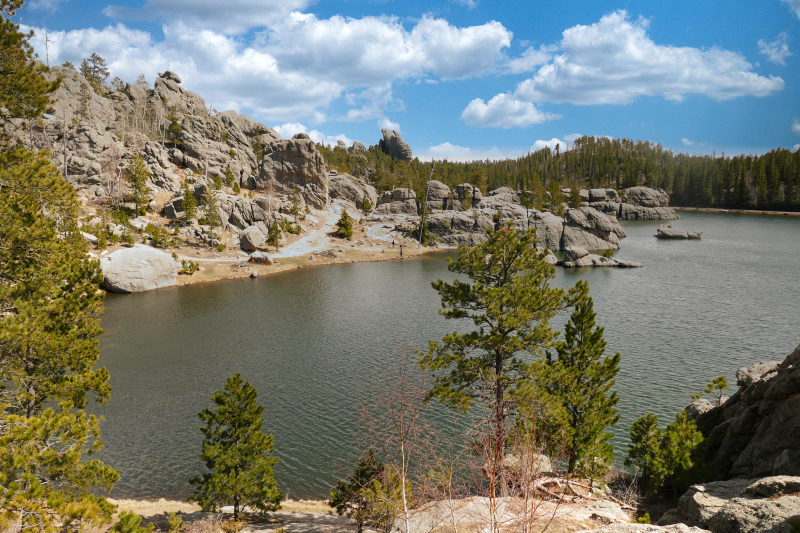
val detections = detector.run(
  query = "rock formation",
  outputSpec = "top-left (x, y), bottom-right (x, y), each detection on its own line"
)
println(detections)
top-left (378, 129), bottom-right (413, 162)
top-left (659, 476), bottom-right (800, 533)
top-left (656, 225), bottom-right (703, 239)
top-left (694, 345), bottom-right (800, 479)
top-left (560, 246), bottom-right (643, 268)
top-left (239, 226), bottom-right (266, 251)
top-left (375, 188), bottom-right (418, 215)
top-left (587, 187), bottom-right (679, 221)
top-left (256, 134), bottom-right (328, 209)
top-left (99, 245), bottom-right (178, 293)
top-left (328, 172), bottom-right (378, 212)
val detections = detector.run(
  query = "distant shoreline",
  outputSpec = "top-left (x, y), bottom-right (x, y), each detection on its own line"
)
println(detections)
top-left (672, 206), bottom-right (800, 217)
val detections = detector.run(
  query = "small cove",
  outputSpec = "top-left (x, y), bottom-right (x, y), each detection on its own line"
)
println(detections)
top-left (96, 211), bottom-right (800, 500)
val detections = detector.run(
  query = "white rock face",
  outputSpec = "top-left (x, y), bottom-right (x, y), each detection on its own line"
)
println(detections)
top-left (100, 245), bottom-right (178, 293)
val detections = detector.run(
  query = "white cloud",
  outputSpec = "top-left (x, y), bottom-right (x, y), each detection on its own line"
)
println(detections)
top-left (505, 45), bottom-right (557, 74)
top-left (378, 118), bottom-right (400, 131)
top-left (563, 133), bottom-right (583, 143)
top-left (461, 93), bottom-right (561, 128)
top-left (420, 142), bottom-right (526, 162)
top-left (530, 138), bottom-right (567, 152)
top-left (512, 10), bottom-right (784, 106)
top-left (28, 12), bottom-right (512, 123)
top-left (27, 0), bottom-right (67, 12)
top-left (103, 0), bottom-right (314, 35)
top-left (272, 122), bottom-right (354, 147)
top-left (453, 0), bottom-right (478, 9)
top-left (782, 0), bottom-right (800, 19)
top-left (792, 118), bottom-right (800, 135)
top-left (758, 32), bottom-right (791, 65)
top-left (681, 138), bottom-right (695, 146)
top-left (794, 144), bottom-right (800, 152)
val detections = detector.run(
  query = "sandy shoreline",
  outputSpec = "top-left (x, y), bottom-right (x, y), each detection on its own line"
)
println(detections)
top-left (673, 206), bottom-right (800, 216)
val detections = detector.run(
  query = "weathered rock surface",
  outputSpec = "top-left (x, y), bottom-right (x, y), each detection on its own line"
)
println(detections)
top-left (375, 188), bottom-right (418, 215)
top-left (656, 225), bottom-right (702, 239)
top-left (328, 172), bottom-right (378, 212)
top-left (694, 345), bottom-right (800, 479)
top-left (560, 246), bottom-right (643, 268)
top-left (562, 206), bottom-right (624, 250)
top-left (100, 245), bottom-right (177, 293)
top-left (378, 129), bottom-right (413, 162)
top-left (423, 180), bottom-right (452, 210)
top-left (256, 136), bottom-right (328, 209)
top-left (580, 525), bottom-right (710, 533)
top-left (248, 251), bottom-right (273, 265)
top-left (239, 226), bottom-right (265, 251)
top-left (663, 476), bottom-right (800, 533)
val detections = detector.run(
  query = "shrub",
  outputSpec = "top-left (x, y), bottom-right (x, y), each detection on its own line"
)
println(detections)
top-left (335, 210), bottom-right (353, 240)
top-left (180, 260), bottom-right (199, 274)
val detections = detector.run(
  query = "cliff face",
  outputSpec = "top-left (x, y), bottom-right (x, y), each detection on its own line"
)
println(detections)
top-left (695, 345), bottom-right (800, 479)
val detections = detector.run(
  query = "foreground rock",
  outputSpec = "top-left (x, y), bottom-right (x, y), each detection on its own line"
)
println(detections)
top-left (581, 525), bottom-right (710, 533)
top-left (100, 245), bottom-right (178, 293)
top-left (560, 246), bottom-right (643, 268)
top-left (694, 345), bottom-right (800, 479)
top-left (588, 187), bottom-right (679, 220)
top-left (656, 225), bottom-right (702, 239)
top-left (660, 476), bottom-right (800, 533)
top-left (328, 172), bottom-right (378, 213)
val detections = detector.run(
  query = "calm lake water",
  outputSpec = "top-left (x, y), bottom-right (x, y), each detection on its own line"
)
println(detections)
top-left (96, 211), bottom-right (800, 500)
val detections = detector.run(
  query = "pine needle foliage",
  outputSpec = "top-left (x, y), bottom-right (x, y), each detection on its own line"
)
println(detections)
top-left (419, 225), bottom-right (566, 456)
top-left (329, 450), bottom-right (384, 533)
top-left (125, 153), bottom-right (150, 216)
top-left (530, 280), bottom-right (620, 477)
top-left (336, 209), bottom-right (354, 240)
top-left (182, 183), bottom-right (197, 221)
top-left (190, 373), bottom-right (282, 520)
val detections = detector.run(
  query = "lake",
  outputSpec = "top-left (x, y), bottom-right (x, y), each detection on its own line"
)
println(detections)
top-left (96, 211), bottom-right (800, 500)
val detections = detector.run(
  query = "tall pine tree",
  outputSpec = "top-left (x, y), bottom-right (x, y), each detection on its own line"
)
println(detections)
top-left (190, 373), bottom-right (282, 520)
top-left (530, 280), bottom-right (620, 477)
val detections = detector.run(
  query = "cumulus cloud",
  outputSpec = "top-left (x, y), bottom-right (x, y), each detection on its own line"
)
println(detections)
top-left (378, 118), bottom-right (400, 131)
top-left (758, 32), bottom-right (791, 65)
top-left (461, 93), bottom-right (561, 128)
top-left (512, 11), bottom-right (784, 105)
top-left (420, 142), bottom-right (526, 162)
top-left (453, 0), bottom-right (478, 9)
top-left (272, 122), bottom-right (354, 147)
top-left (792, 118), bottom-right (800, 135)
top-left (681, 138), bottom-right (694, 146)
top-left (27, 12), bottom-right (512, 123)
top-left (795, 144), bottom-right (800, 152)
top-left (782, 0), bottom-right (800, 19)
top-left (103, 0), bottom-right (314, 35)
top-left (531, 138), bottom-right (568, 152)
top-left (505, 45), bottom-right (557, 74)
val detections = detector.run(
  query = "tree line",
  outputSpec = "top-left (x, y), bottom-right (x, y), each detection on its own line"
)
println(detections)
top-left (320, 137), bottom-right (800, 212)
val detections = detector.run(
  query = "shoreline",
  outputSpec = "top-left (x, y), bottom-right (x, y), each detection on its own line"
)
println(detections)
top-left (673, 206), bottom-right (800, 216)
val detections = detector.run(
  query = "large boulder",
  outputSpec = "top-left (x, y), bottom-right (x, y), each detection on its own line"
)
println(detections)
top-left (239, 226), bottom-right (266, 251)
top-left (100, 245), bottom-right (178, 293)
top-left (561, 206), bottom-right (622, 251)
top-left (453, 183), bottom-right (482, 210)
top-left (256, 136), bottom-right (328, 209)
top-left (663, 477), bottom-right (800, 533)
top-left (528, 211), bottom-right (564, 251)
top-left (424, 180), bottom-right (452, 210)
top-left (623, 187), bottom-right (671, 208)
top-left (378, 129), bottom-right (413, 162)
top-left (375, 188), bottom-right (418, 215)
top-left (695, 345), bottom-right (800, 479)
top-left (328, 172), bottom-right (378, 212)
top-left (580, 525), bottom-right (709, 533)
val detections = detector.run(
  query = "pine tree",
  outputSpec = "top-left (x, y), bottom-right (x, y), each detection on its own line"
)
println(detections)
top-left (361, 194), bottom-right (373, 215)
top-left (189, 373), bottom-right (283, 519)
top-left (0, 30), bottom-right (119, 524)
top-left (289, 185), bottom-right (302, 221)
top-left (182, 183), bottom-right (197, 221)
top-left (79, 53), bottom-right (109, 94)
top-left (329, 450), bottom-right (384, 533)
top-left (419, 225), bottom-right (566, 462)
top-left (125, 153), bottom-right (150, 215)
top-left (531, 280), bottom-right (620, 477)
top-left (336, 209), bottom-right (354, 239)
top-left (267, 222), bottom-right (282, 251)
top-left (569, 187), bottom-right (583, 208)
top-left (202, 185), bottom-right (222, 241)
top-left (625, 412), bottom-right (660, 493)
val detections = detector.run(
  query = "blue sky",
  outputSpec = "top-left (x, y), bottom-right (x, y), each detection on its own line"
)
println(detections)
top-left (19, 0), bottom-right (800, 160)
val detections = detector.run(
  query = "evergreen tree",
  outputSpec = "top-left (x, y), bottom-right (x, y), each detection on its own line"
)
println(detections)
top-left (79, 53), bottom-right (109, 94)
top-left (336, 209), bottom-right (354, 240)
top-left (125, 153), bottom-right (149, 215)
top-left (202, 185), bottom-right (222, 241)
top-left (190, 373), bottom-right (282, 519)
top-left (0, 0), bottom-right (60, 130)
top-left (182, 183), bottom-right (197, 221)
top-left (267, 222), bottom-right (282, 251)
top-left (530, 280), bottom-right (620, 477)
top-left (569, 187), bottom-right (583, 208)
top-left (329, 451), bottom-right (384, 533)
top-left (625, 412), bottom-right (660, 493)
top-left (361, 194), bottom-right (373, 215)
top-left (419, 225), bottom-right (566, 461)
top-left (0, 16), bottom-right (119, 522)
top-left (289, 185), bottom-right (302, 221)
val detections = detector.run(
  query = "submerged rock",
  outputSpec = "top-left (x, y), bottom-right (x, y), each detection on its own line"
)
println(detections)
top-left (560, 246), bottom-right (643, 268)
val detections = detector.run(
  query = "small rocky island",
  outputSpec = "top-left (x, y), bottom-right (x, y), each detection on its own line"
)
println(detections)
top-left (656, 224), bottom-right (703, 239)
